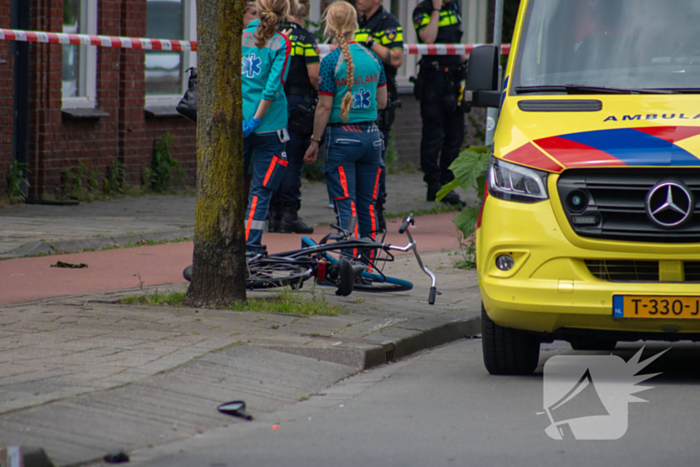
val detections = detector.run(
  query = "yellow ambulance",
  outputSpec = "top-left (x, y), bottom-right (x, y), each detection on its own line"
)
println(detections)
top-left (465, 0), bottom-right (700, 374)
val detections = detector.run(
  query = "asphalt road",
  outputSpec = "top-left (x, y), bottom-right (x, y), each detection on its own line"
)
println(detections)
top-left (129, 339), bottom-right (700, 467)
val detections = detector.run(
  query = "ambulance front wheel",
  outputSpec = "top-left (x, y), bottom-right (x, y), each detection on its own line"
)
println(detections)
top-left (481, 304), bottom-right (541, 376)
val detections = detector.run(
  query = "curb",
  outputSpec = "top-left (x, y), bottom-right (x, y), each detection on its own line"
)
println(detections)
top-left (364, 317), bottom-right (482, 368)
top-left (257, 316), bottom-right (481, 370)
top-left (0, 229), bottom-right (194, 259)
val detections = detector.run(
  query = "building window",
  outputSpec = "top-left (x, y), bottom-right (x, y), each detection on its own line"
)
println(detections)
top-left (62, 0), bottom-right (97, 108)
top-left (145, 0), bottom-right (197, 106)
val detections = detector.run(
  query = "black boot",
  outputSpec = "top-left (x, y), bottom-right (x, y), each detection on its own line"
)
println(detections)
top-left (426, 178), bottom-right (442, 202)
top-left (441, 190), bottom-right (467, 207)
top-left (375, 202), bottom-right (386, 232)
top-left (268, 207), bottom-right (282, 232)
top-left (280, 210), bottom-right (314, 234)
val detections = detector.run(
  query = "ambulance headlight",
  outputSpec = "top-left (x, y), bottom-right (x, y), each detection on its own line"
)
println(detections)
top-left (488, 157), bottom-right (549, 203)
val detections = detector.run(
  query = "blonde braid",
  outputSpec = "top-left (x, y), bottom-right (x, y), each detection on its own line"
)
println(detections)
top-left (336, 33), bottom-right (355, 122)
top-left (323, 2), bottom-right (359, 121)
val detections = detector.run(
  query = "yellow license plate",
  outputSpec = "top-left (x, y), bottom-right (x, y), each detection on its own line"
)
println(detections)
top-left (613, 295), bottom-right (700, 318)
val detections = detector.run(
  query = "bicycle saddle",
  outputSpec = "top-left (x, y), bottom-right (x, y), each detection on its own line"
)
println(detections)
top-left (336, 257), bottom-right (365, 296)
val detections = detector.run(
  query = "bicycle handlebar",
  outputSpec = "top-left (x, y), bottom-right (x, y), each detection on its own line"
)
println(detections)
top-left (398, 215), bottom-right (414, 234)
top-left (392, 214), bottom-right (437, 305)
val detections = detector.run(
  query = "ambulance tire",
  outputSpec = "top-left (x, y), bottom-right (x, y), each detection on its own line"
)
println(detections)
top-left (481, 304), bottom-right (540, 376)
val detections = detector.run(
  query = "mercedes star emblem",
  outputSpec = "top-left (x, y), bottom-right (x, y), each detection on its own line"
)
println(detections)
top-left (645, 181), bottom-right (693, 228)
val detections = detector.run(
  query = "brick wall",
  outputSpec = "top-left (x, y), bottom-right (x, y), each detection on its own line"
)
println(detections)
top-left (13, 0), bottom-right (197, 199)
top-left (1, 0), bottom-right (480, 199)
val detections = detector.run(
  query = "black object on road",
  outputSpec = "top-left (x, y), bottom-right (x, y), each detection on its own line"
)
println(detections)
top-left (51, 261), bottom-right (88, 268)
top-left (103, 449), bottom-right (129, 463)
top-left (218, 401), bottom-right (253, 421)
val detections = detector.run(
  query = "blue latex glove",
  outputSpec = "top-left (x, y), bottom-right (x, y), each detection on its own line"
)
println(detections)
top-left (242, 118), bottom-right (262, 138)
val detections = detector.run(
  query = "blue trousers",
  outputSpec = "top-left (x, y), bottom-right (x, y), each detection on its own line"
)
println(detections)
top-left (271, 95), bottom-right (307, 210)
top-left (244, 132), bottom-right (288, 251)
top-left (322, 123), bottom-right (383, 243)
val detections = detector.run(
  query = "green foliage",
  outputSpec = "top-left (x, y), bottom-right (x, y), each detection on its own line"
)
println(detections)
top-left (104, 160), bottom-right (126, 195)
top-left (63, 0), bottom-right (76, 25)
top-left (436, 146), bottom-right (490, 269)
top-left (302, 152), bottom-right (325, 182)
top-left (145, 133), bottom-right (185, 192)
top-left (62, 162), bottom-right (99, 201)
top-left (6, 160), bottom-right (29, 203)
top-left (305, 18), bottom-right (325, 42)
top-left (454, 229), bottom-right (477, 270)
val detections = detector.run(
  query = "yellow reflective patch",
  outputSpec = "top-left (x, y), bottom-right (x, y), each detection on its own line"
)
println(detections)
top-left (414, 14), bottom-right (431, 30)
top-left (305, 46), bottom-right (319, 58)
top-left (355, 31), bottom-right (370, 42)
top-left (438, 11), bottom-right (459, 27)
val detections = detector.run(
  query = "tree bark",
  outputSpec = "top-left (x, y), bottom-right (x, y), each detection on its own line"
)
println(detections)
top-left (184, 0), bottom-right (247, 307)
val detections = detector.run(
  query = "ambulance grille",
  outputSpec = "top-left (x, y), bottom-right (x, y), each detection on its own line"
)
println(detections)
top-left (558, 169), bottom-right (700, 243)
top-left (586, 260), bottom-right (700, 282)
top-left (585, 260), bottom-right (659, 281)
top-left (685, 262), bottom-right (700, 281)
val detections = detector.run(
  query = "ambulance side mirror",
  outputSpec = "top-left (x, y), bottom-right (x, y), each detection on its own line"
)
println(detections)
top-left (464, 45), bottom-right (501, 108)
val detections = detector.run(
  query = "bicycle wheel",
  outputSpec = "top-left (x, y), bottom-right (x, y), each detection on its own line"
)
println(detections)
top-left (247, 260), bottom-right (314, 289)
top-left (353, 271), bottom-right (413, 292)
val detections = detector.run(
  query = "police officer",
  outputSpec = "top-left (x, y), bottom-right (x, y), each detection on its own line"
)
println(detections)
top-left (355, 0), bottom-right (403, 231)
top-left (413, 0), bottom-right (467, 206)
top-left (268, 0), bottom-right (318, 234)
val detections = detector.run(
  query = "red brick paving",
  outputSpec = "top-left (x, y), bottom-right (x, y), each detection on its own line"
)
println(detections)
top-left (0, 213), bottom-right (460, 306)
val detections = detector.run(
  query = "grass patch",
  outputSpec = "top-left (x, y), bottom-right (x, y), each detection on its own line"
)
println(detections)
top-left (121, 289), bottom-right (344, 317)
top-left (122, 292), bottom-right (187, 305)
top-left (385, 203), bottom-right (461, 221)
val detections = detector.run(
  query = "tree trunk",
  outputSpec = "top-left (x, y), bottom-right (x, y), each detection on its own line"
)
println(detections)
top-left (184, 0), bottom-right (247, 307)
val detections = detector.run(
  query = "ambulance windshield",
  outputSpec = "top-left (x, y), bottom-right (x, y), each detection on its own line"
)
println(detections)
top-left (513, 0), bottom-right (700, 93)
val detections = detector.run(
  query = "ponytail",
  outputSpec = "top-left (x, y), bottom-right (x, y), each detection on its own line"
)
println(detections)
top-left (255, 0), bottom-right (289, 48)
top-left (289, 0), bottom-right (311, 19)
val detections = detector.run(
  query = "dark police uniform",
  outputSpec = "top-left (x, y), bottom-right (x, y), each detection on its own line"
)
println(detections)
top-left (413, 0), bottom-right (466, 203)
top-left (269, 20), bottom-right (319, 233)
top-left (356, 6), bottom-right (403, 227)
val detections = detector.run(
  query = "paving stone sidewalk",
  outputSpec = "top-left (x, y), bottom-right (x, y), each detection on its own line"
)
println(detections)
top-left (0, 250), bottom-right (481, 466)
top-left (0, 172), bottom-right (481, 466)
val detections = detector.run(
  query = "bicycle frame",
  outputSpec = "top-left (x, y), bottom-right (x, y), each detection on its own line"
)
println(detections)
top-left (252, 215), bottom-right (438, 304)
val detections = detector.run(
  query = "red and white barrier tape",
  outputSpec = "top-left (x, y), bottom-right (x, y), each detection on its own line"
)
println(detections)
top-left (0, 28), bottom-right (510, 55)
top-left (318, 43), bottom-right (510, 55)
top-left (0, 29), bottom-right (196, 51)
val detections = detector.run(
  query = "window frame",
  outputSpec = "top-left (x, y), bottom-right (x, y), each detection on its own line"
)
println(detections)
top-left (62, 0), bottom-right (98, 109)
top-left (144, 0), bottom-right (198, 108)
